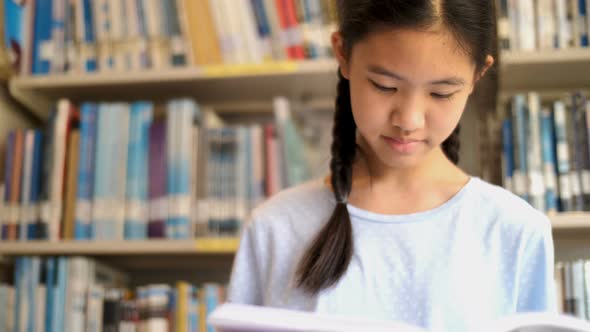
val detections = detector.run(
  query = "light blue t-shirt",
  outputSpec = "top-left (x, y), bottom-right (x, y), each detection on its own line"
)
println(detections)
top-left (227, 176), bottom-right (556, 332)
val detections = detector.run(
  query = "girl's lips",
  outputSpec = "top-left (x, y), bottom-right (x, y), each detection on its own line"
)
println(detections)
top-left (382, 136), bottom-right (424, 154)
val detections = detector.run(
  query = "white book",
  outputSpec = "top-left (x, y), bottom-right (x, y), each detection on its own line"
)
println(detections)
top-left (35, 286), bottom-right (46, 332)
top-left (65, 257), bottom-right (90, 332)
top-left (517, 0), bottom-right (537, 50)
top-left (210, 303), bottom-right (590, 332)
top-left (568, 0), bottom-right (580, 47)
top-left (86, 284), bottom-right (104, 332)
top-left (238, 0), bottom-right (264, 63)
top-left (221, 0), bottom-right (248, 64)
top-left (555, 0), bottom-right (571, 48)
top-left (48, 100), bottom-right (71, 241)
top-left (572, 260), bottom-right (586, 319)
top-left (508, 0), bottom-right (521, 50)
top-left (19, 130), bottom-right (34, 241)
top-left (108, 0), bottom-right (127, 71)
top-left (537, 0), bottom-right (557, 49)
top-left (208, 0), bottom-right (234, 64)
top-left (264, 0), bottom-right (288, 60)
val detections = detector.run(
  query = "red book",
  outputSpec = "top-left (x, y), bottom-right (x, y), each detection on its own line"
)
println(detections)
top-left (284, 0), bottom-right (305, 59)
top-left (275, 0), bottom-right (294, 59)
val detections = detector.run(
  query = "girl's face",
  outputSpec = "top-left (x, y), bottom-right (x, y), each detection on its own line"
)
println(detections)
top-left (334, 27), bottom-right (491, 170)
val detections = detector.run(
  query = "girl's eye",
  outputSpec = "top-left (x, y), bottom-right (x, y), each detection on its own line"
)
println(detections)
top-left (431, 92), bottom-right (454, 99)
top-left (369, 79), bottom-right (397, 92)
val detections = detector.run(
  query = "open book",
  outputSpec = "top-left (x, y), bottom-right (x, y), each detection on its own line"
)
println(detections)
top-left (208, 303), bottom-right (590, 332)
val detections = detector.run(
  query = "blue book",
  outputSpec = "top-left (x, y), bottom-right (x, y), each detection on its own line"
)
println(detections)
top-left (13, 257), bottom-right (23, 332)
top-left (502, 119), bottom-right (514, 193)
top-left (250, 0), bottom-right (272, 59)
top-left (28, 131), bottom-right (43, 239)
top-left (540, 109), bottom-right (559, 213)
top-left (53, 257), bottom-right (68, 332)
top-left (204, 284), bottom-right (220, 332)
top-left (31, 0), bottom-right (53, 74)
top-left (75, 103), bottom-right (97, 240)
top-left (2, 131), bottom-right (14, 240)
top-left (3, 0), bottom-right (25, 71)
top-left (125, 102), bottom-right (153, 239)
top-left (26, 257), bottom-right (41, 332)
top-left (512, 95), bottom-right (529, 203)
top-left (78, 0), bottom-right (97, 72)
top-left (579, 0), bottom-right (589, 47)
top-left (44, 257), bottom-right (56, 332)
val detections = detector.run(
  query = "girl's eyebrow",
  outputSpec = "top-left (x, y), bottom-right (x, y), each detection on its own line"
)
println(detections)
top-left (367, 64), bottom-right (465, 86)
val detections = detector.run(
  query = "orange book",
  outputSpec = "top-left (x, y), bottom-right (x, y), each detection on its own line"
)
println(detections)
top-left (62, 130), bottom-right (80, 240)
top-left (183, 0), bottom-right (223, 65)
top-left (8, 129), bottom-right (24, 240)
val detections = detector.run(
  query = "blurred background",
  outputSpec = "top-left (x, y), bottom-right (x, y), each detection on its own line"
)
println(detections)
top-left (0, 0), bottom-right (588, 331)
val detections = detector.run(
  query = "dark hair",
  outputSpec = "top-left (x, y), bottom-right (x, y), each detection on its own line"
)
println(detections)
top-left (296, 0), bottom-right (494, 294)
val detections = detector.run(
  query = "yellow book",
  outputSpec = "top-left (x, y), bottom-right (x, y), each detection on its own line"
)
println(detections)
top-left (183, 0), bottom-right (223, 65)
top-left (176, 281), bottom-right (190, 332)
top-left (62, 130), bottom-right (80, 240)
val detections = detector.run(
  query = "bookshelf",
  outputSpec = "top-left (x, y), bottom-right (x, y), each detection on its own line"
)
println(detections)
top-left (9, 59), bottom-right (339, 120)
top-left (498, 48), bottom-right (590, 96)
top-left (0, 237), bottom-right (240, 255)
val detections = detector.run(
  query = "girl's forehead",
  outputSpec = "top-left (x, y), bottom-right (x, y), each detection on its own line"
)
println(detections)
top-left (351, 28), bottom-right (476, 81)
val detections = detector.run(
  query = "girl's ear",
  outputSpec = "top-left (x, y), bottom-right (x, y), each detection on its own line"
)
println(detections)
top-left (331, 32), bottom-right (350, 79)
top-left (474, 55), bottom-right (495, 83)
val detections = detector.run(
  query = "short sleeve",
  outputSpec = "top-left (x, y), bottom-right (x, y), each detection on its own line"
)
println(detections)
top-left (516, 218), bottom-right (557, 313)
top-left (227, 217), bottom-right (264, 305)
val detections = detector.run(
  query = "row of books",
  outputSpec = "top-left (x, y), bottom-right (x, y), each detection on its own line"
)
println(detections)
top-left (501, 91), bottom-right (590, 213)
top-left (0, 96), bottom-right (311, 242)
top-left (556, 260), bottom-right (590, 319)
top-left (0, 255), bottom-right (225, 332)
top-left (1, 0), bottom-right (338, 76)
top-left (497, 0), bottom-right (590, 51)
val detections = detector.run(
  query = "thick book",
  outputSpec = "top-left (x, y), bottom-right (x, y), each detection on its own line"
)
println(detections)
top-left (209, 303), bottom-right (590, 332)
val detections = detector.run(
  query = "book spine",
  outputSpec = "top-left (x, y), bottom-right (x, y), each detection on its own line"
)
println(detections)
top-left (20, 130), bottom-right (34, 241)
top-left (3, 0), bottom-right (26, 72)
top-left (62, 130), bottom-right (80, 240)
top-left (125, 102), bottom-right (153, 240)
top-left (513, 95), bottom-right (530, 203)
top-left (536, 0), bottom-right (557, 49)
top-left (75, 103), bottom-right (97, 240)
top-left (556, 0), bottom-right (570, 48)
top-left (578, 0), bottom-right (589, 46)
top-left (44, 257), bottom-right (56, 332)
top-left (497, 0), bottom-right (511, 50)
top-left (574, 94), bottom-right (590, 210)
top-left (148, 121), bottom-right (167, 238)
top-left (77, 0), bottom-right (98, 72)
top-left (2, 131), bottom-right (15, 240)
top-left (166, 101), bottom-right (178, 238)
top-left (554, 100), bottom-right (573, 211)
top-left (9, 129), bottom-right (24, 241)
top-left (51, 0), bottom-right (66, 73)
top-left (85, 284), bottom-right (104, 332)
top-left (527, 92), bottom-right (546, 211)
top-left (569, 95), bottom-right (585, 211)
top-left (93, 104), bottom-right (110, 240)
top-left (250, 0), bottom-right (273, 61)
top-left (264, 0), bottom-right (288, 60)
top-left (239, 0), bottom-right (264, 63)
top-left (93, 0), bottom-right (114, 71)
top-left (28, 131), bottom-right (43, 240)
top-left (540, 107), bottom-right (559, 213)
top-left (502, 119), bottom-right (515, 193)
top-left (112, 104), bottom-right (130, 240)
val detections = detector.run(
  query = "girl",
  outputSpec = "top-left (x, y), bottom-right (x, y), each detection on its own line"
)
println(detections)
top-left (228, 1), bottom-right (556, 331)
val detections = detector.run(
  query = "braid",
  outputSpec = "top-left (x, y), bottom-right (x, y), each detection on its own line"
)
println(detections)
top-left (296, 70), bottom-right (356, 294)
top-left (442, 124), bottom-right (461, 164)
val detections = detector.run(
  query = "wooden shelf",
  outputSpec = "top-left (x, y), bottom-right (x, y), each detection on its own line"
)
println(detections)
top-left (499, 48), bottom-right (590, 93)
top-left (8, 60), bottom-right (339, 120)
top-left (0, 237), bottom-right (240, 256)
top-left (550, 212), bottom-right (590, 230)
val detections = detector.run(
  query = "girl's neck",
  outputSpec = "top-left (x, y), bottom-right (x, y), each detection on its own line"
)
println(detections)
top-left (328, 147), bottom-right (469, 215)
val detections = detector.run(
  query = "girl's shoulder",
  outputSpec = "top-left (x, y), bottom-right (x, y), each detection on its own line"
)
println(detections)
top-left (468, 177), bottom-right (551, 234)
top-left (244, 178), bottom-right (336, 237)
